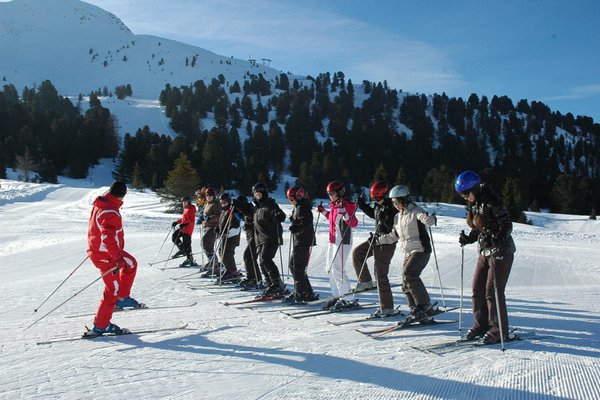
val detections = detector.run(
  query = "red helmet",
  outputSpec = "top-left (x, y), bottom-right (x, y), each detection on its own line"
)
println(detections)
top-left (205, 187), bottom-right (216, 197)
top-left (326, 180), bottom-right (345, 197)
top-left (370, 181), bottom-right (389, 200)
top-left (286, 185), bottom-right (305, 200)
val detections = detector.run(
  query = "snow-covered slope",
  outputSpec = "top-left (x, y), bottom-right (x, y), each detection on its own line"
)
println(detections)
top-left (1, 177), bottom-right (599, 399)
top-left (0, 0), bottom-right (291, 98)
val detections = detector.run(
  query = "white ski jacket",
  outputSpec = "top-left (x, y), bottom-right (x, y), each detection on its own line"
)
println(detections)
top-left (377, 203), bottom-right (436, 254)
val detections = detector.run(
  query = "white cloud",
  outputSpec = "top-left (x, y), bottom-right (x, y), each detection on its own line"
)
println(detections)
top-left (545, 84), bottom-right (600, 101)
top-left (85, 0), bottom-right (467, 93)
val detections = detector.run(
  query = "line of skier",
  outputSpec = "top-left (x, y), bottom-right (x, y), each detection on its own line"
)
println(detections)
top-left (86, 170), bottom-right (516, 345)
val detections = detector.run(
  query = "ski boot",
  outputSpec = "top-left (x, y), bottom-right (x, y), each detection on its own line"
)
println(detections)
top-left (461, 328), bottom-right (484, 341)
top-left (370, 307), bottom-right (400, 318)
top-left (87, 322), bottom-right (127, 336)
top-left (331, 299), bottom-right (360, 310)
top-left (216, 270), bottom-right (242, 284)
top-left (353, 281), bottom-right (375, 292)
top-left (259, 278), bottom-right (288, 297)
top-left (115, 297), bottom-right (146, 310)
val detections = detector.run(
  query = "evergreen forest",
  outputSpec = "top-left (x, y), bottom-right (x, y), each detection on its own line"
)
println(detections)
top-left (1, 72), bottom-right (600, 218)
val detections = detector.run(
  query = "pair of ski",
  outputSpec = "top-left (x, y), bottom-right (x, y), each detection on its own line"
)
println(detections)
top-left (356, 306), bottom-right (460, 338)
top-left (37, 323), bottom-right (190, 345)
top-left (220, 295), bottom-right (285, 306)
top-left (411, 331), bottom-right (544, 355)
top-left (281, 303), bottom-right (379, 319)
top-left (304, 283), bottom-right (402, 307)
top-left (148, 251), bottom-right (204, 267)
top-left (63, 301), bottom-right (198, 318)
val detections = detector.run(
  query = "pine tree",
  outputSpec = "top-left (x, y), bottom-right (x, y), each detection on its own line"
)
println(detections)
top-left (161, 153), bottom-right (200, 211)
top-left (131, 162), bottom-right (145, 189)
top-left (15, 146), bottom-right (38, 182)
top-left (502, 177), bottom-right (523, 221)
top-left (373, 163), bottom-right (388, 183)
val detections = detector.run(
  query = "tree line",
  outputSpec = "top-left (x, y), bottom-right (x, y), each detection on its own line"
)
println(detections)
top-left (0, 81), bottom-right (119, 182)
top-left (1, 74), bottom-right (599, 218)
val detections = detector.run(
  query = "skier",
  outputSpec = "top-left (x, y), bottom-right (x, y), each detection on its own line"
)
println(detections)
top-left (252, 182), bottom-right (288, 297)
top-left (198, 187), bottom-right (221, 270)
top-left (353, 181), bottom-right (399, 317)
top-left (317, 180), bottom-right (359, 310)
top-left (455, 170), bottom-right (516, 344)
top-left (171, 196), bottom-right (197, 267)
top-left (195, 186), bottom-right (207, 214)
top-left (283, 185), bottom-right (319, 303)
top-left (376, 185), bottom-right (438, 322)
top-left (234, 195), bottom-right (264, 290)
top-left (86, 181), bottom-right (143, 335)
top-left (216, 193), bottom-right (242, 282)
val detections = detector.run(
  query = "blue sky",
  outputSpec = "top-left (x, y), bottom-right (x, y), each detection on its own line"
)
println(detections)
top-left (58, 1), bottom-right (600, 121)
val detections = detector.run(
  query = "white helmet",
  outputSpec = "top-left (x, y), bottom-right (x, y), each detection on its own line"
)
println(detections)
top-left (388, 185), bottom-right (410, 199)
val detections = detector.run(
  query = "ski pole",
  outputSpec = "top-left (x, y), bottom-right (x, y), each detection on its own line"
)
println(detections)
top-left (26, 265), bottom-right (118, 330)
top-left (459, 231), bottom-right (465, 333)
top-left (33, 255), bottom-right (89, 313)
top-left (429, 225), bottom-right (447, 309)
top-left (491, 256), bottom-right (506, 351)
top-left (249, 237), bottom-right (261, 287)
top-left (149, 226), bottom-right (174, 267)
top-left (355, 233), bottom-right (377, 287)
top-left (326, 204), bottom-right (357, 274)
top-left (276, 222), bottom-right (285, 282)
top-left (306, 201), bottom-right (322, 273)
top-left (200, 224), bottom-right (205, 266)
top-left (161, 229), bottom-right (182, 271)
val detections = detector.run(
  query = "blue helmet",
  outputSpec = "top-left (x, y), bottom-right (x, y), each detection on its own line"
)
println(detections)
top-left (455, 170), bottom-right (481, 193)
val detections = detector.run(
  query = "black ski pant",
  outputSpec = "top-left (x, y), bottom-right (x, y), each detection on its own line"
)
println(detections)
top-left (352, 240), bottom-right (397, 309)
top-left (243, 236), bottom-right (262, 282)
top-left (219, 238), bottom-right (238, 273)
top-left (202, 227), bottom-right (217, 259)
top-left (172, 231), bottom-right (192, 255)
top-left (290, 244), bottom-right (314, 295)
top-left (471, 248), bottom-right (514, 338)
top-left (257, 242), bottom-right (280, 286)
top-left (402, 251), bottom-right (431, 310)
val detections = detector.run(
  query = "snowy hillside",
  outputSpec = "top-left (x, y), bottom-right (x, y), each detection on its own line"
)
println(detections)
top-left (1, 177), bottom-right (599, 399)
top-left (0, 0), bottom-right (292, 98)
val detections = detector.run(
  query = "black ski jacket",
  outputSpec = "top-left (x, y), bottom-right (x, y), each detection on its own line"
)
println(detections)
top-left (253, 197), bottom-right (286, 246)
top-left (464, 183), bottom-right (516, 254)
top-left (358, 197), bottom-right (398, 235)
top-left (290, 198), bottom-right (315, 247)
top-left (235, 199), bottom-right (256, 239)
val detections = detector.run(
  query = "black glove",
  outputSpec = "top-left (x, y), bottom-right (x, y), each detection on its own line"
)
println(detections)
top-left (357, 193), bottom-right (367, 208)
top-left (288, 214), bottom-right (294, 222)
top-left (370, 232), bottom-right (381, 245)
top-left (459, 231), bottom-right (476, 246)
top-left (171, 221), bottom-right (178, 228)
top-left (289, 225), bottom-right (300, 233)
top-left (180, 222), bottom-right (189, 228)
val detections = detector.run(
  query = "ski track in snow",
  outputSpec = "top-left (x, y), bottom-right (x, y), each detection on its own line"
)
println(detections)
top-left (1, 181), bottom-right (599, 399)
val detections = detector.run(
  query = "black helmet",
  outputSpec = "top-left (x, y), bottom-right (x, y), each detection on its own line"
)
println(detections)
top-left (181, 196), bottom-right (191, 203)
top-left (219, 193), bottom-right (231, 202)
top-left (252, 182), bottom-right (268, 195)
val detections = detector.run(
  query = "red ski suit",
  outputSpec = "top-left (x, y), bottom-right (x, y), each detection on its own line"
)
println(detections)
top-left (87, 193), bottom-right (137, 328)
top-left (176, 204), bottom-right (196, 235)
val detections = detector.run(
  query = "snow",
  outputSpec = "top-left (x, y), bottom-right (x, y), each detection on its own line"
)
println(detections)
top-left (1, 1), bottom-right (600, 398)
top-left (1, 177), bottom-right (599, 399)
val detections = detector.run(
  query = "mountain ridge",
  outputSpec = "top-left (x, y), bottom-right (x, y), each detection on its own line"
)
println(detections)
top-left (0, 0), bottom-right (292, 98)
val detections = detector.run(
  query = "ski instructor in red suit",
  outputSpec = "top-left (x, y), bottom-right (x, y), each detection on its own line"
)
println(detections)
top-left (87, 181), bottom-right (142, 335)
